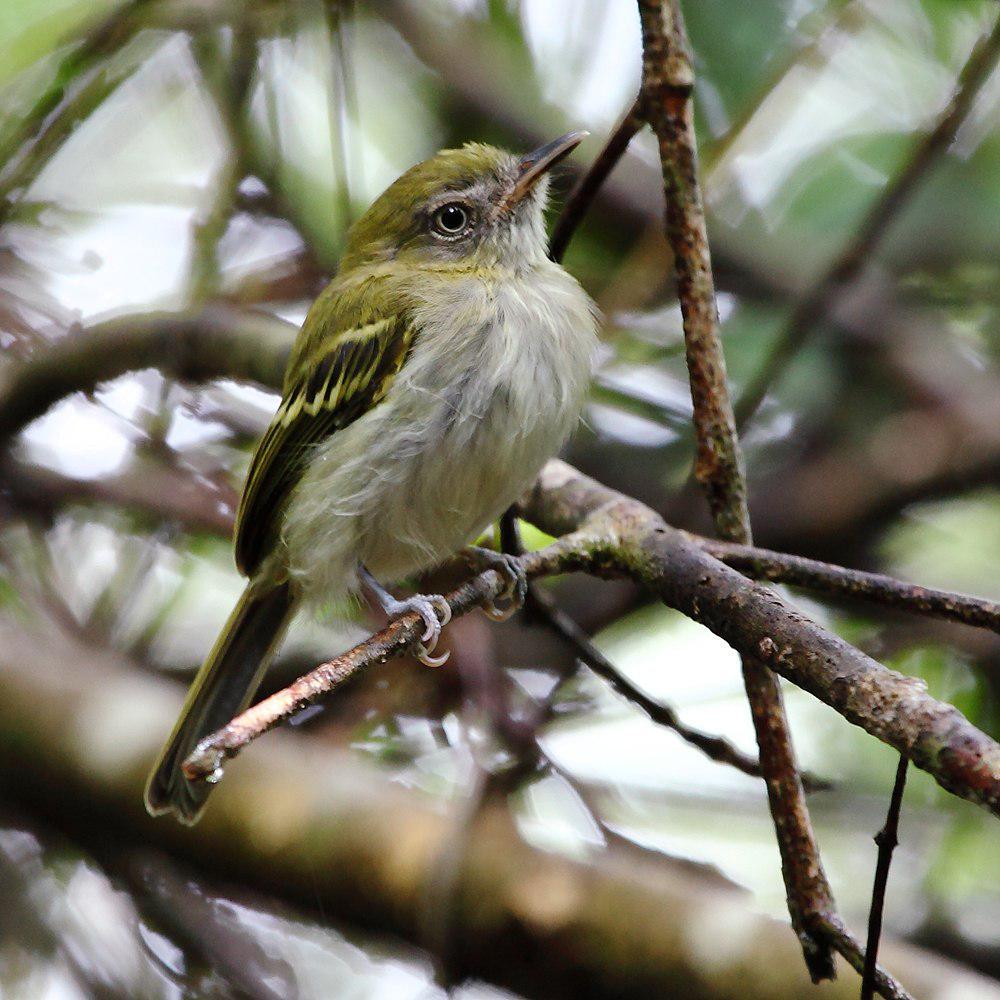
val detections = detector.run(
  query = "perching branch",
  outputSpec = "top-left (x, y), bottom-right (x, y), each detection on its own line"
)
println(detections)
top-left (637, 0), bottom-right (837, 979)
top-left (521, 462), bottom-right (1000, 816)
top-left (734, 11), bottom-right (1000, 429)
top-left (185, 459), bottom-right (1000, 822)
top-left (184, 531), bottom-right (590, 781)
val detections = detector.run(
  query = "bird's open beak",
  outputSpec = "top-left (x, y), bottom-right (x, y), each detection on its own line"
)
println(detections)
top-left (504, 130), bottom-right (588, 208)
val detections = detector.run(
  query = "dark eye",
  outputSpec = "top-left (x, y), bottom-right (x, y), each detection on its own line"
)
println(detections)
top-left (432, 203), bottom-right (470, 237)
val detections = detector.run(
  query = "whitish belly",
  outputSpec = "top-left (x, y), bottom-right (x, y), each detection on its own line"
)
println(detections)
top-left (282, 367), bottom-right (575, 603)
top-left (281, 267), bottom-right (596, 603)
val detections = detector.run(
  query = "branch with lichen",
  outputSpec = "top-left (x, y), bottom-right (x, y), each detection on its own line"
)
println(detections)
top-left (183, 459), bottom-right (1000, 825)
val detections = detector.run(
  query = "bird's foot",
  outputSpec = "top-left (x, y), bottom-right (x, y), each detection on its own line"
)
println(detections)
top-left (465, 546), bottom-right (528, 622)
top-left (360, 566), bottom-right (452, 667)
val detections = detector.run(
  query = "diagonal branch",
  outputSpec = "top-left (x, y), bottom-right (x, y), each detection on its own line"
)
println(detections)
top-left (185, 459), bottom-right (1000, 825)
top-left (734, 11), bottom-right (1000, 429)
top-left (693, 538), bottom-right (1000, 634)
top-left (183, 531), bottom-right (590, 781)
top-left (523, 587), bottom-right (831, 791)
top-left (520, 461), bottom-right (1000, 817)
top-left (549, 96), bottom-right (644, 264)
top-left (637, 0), bottom-right (837, 979)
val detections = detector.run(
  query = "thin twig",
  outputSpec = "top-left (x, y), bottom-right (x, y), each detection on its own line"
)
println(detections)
top-left (821, 916), bottom-right (915, 1000)
top-left (861, 755), bottom-right (909, 1000)
top-left (525, 587), bottom-right (831, 792)
top-left (183, 535), bottom-right (588, 781)
top-left (637, 0), bottom-right (837, 978)
top-left (734, 11), bottom-right (1000, 429)
top-left (695, 537), bottom-right (1000, 634)
top-left (549, 96), bottom-right (644, 263)
top-left (500, 503), bottom-right (824, 787)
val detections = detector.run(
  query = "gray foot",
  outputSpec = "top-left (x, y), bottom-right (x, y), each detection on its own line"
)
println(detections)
top-left (360, 566), bottom-right (452, 667)
top-left (465, 546), bottom-right (528, 621)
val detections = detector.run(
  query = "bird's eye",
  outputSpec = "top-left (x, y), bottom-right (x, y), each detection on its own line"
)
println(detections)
top-left (431, 203), bottom-right (470, 237)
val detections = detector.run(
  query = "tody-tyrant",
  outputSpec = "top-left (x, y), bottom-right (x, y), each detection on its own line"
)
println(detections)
top-left (145, 131), bottom-right (599, 823)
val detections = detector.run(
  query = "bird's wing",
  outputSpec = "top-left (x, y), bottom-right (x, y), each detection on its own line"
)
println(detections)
top-left (234, 310), bottom-right (416, 576)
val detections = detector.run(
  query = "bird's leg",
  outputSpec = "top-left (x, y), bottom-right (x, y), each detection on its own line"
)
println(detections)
top-left (463, 545), bottom-right (528, 622)
top-left (359, 565), bottom-right (452, 667)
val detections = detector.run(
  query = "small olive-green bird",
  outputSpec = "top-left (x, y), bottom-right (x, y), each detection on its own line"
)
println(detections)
top-left (145, 132), bottom-right (599, 823)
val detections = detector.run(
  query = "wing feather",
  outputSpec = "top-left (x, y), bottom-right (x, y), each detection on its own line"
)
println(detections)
top-left (234, 312), bottom-right (415, 576)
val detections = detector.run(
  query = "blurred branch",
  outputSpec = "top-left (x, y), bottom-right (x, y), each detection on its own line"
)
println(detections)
top-left (0, 306), bottom-right (292, 445)
top-left (734, 10), bottom-right (1000, 429)
top-left (0, 3), bottom-right (148, 220)
top-left (862, 756), bottom-right (909, 1000)
top-left (189, 20), bottom-right (259, 303)
top-left (749, 424), bottom-right (1000, 561)
top-left (523, 587), bottom-right (830, 792)
top-left (695, 538), bottom-right (1000, 634)
top-left (2, 618), bottom-right (985, 1000)
top-left (637, 0), bottom-right (836, 980)
top-left (124, 851), bottom-right (297, 1000)
top-left (4, 457), bottom-right (238, 539)
top-left (701, 0), bottom-right (866, 174)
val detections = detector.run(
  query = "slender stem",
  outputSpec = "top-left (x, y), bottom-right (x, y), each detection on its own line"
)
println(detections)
top-left (637, 0), bottom-right (837, 978)
top-left (549, 96), bottom-right (644, 263)
top-left (822, 915), bottom-right (915, 1000)
top-left (696, 538), bottom-right (1000, 634)
top-left (734, 11), bottom-right (1000, 430)
top-left (861, 756), bottom-right (909, 1000)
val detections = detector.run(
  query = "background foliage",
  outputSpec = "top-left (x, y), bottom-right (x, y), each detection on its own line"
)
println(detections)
top-left (0, 0), bottom-right (997, 996)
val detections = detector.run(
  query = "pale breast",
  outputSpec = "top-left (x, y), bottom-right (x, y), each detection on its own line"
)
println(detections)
top-left (282, 262), bottom-right (597, 602)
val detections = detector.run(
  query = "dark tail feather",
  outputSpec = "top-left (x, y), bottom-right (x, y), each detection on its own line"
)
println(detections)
top-left (144, 578), bottom-right (295, 825)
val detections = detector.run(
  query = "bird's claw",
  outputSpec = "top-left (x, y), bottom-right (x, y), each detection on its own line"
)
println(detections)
top-left (395, 594), bottom-right (452, 667)
top-left (466, 547), bottom-right (528, 621)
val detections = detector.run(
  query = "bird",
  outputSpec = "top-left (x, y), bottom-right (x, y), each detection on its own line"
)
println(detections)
top-left (145, 131), bottom-right (600, 824)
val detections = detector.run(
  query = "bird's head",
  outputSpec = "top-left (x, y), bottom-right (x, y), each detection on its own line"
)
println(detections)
top-left (339, 131), bottom-right (586, 273)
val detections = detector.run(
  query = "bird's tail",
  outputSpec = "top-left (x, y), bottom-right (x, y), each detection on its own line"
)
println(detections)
top-left (144, 577), bottom-right (295, 825)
